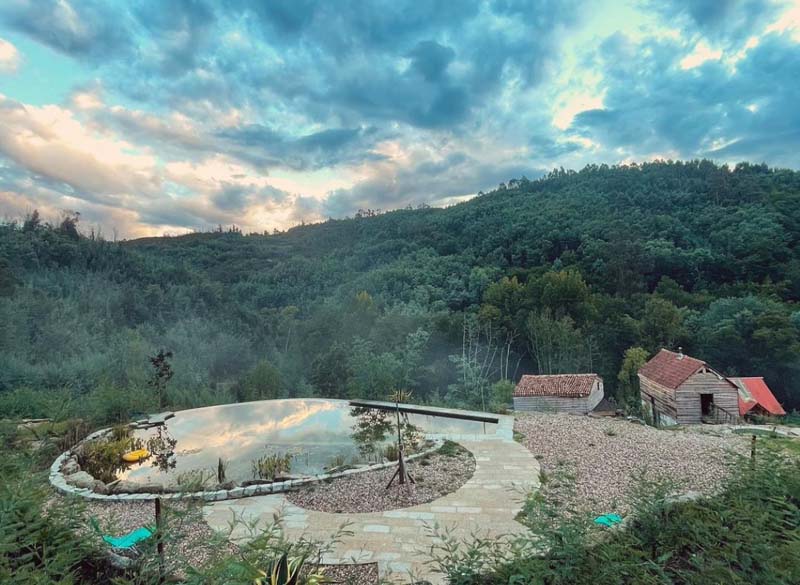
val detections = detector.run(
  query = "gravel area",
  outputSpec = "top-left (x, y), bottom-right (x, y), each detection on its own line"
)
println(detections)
top-left (57, 496), bottom-right (381, 582)
top-left (319, 562), bottom-right (379, 585)
top-left (514, 413), bottom-right (748, 513)
top-left (56, 495), bottom-right (237, 577)
top-left (286, 442), bottom-right (476, 513)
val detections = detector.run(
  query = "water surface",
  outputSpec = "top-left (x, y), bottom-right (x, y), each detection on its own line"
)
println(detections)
top-left (115, 398), bottom-right (494, 487)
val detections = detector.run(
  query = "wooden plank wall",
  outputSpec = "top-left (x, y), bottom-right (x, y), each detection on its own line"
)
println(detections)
top-left (638, 375), bottom-right (678, 421)
top-left (676, 371), bottom-right (738, 424)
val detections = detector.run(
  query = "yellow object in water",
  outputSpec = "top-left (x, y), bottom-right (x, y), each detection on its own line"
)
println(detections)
top-left (121, 449), bottom-right (150, 463)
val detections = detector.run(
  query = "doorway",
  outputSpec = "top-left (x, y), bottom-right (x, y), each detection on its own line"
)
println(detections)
top-left (700, 393), bottom-right (714, 416)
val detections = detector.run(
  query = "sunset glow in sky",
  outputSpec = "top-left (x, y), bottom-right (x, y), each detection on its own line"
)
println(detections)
top-left (1, 0), bottom-right (799, 238)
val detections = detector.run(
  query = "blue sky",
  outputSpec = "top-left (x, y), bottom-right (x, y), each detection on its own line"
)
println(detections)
top-left (0, 0), bottom-right (798, 237)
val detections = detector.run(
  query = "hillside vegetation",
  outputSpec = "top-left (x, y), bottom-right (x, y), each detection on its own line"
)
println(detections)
top-left (1, 160), bottom-right (800, 420)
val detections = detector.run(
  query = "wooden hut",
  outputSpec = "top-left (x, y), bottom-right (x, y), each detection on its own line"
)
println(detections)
top-left (638, 348), bottom-right (739, 425)
top-left (513, 374), bottom-right (604, 414)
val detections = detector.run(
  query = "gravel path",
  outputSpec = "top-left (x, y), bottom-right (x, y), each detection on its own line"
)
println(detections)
top-left (514, 413), bottom-right (747, 513)
top-left (285, 442), bottom-right (475, 514)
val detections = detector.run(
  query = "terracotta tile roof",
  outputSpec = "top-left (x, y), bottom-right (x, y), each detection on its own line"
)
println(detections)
top-left (638, 348), bottom-right (706, 390)
top-left (730, 377), bottom-right (787, 416)
top-left (514, 374), bottom-right (601, 398)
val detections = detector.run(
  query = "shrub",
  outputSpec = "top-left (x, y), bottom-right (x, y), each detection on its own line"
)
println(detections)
top-left (183, 514), bottom-right (351, 585)
top-left (437, 439), bottom-right (464, 457)
top-left (0, 462), bottom-right (110, 584)
top-left (384, 443), bottom-right (399, 461)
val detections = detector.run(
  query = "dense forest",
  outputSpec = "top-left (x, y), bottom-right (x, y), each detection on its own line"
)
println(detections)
top-left (2, 160), bottom-right (800, 420)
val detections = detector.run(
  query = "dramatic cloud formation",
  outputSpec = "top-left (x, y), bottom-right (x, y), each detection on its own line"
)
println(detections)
top-left (0, 0), bottom-right (798, 237)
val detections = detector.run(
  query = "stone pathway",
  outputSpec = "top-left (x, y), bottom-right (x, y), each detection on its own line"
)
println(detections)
top-left (204, 436), bottom-right (540, 584)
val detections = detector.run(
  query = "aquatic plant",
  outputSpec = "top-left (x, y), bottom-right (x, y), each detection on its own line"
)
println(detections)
top-left (251, 452), bottom-right (293, 481)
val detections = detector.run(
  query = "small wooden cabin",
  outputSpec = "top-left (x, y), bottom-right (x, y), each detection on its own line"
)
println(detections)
top-left (513, 374), bottom-right (604, 414)
top-left (638, 348), bottom-right (739, 425)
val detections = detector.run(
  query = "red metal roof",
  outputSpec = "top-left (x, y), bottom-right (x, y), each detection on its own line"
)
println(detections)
top-left (730, 377), bottom-right (786, 416)
top-left (514, 374), bottom-right (601, 398)
top-left (638, 348), bottom-right (706, 390)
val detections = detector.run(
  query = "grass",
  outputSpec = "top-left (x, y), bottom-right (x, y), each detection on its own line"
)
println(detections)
top-left (732, 428), bottom-right (800, 456)
top-left (733, 427), bottom-right (782, 437)
top-left (768, 437), bottom-right (800, 456)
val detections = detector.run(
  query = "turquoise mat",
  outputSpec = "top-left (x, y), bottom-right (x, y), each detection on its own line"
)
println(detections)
top-left (594, 513), bottom-right (623, 527)
top-left (90, 517), bottom-right (154, 549)
top-left (101, 526), bottom-right (154, 549)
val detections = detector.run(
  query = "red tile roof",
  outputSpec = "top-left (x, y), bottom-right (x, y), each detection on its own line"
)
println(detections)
top-left (730, 377), bottom-right (786, 416)
top-left (638, 348), bottom-right (706, 389)
top-left (514, 374), bottom-right (601, 398)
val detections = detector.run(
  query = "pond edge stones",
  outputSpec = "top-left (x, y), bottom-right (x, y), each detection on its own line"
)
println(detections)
top-left (50, 413), bottom-right (445, 503)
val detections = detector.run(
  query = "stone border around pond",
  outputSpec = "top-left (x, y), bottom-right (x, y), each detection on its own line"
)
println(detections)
top-left (50, 401), bottom-right (514, 502)
top-left (49, 426), bottom-right (444, 503)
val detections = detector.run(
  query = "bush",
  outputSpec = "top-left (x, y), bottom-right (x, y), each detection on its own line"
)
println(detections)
top-left (384, 443), bottom-right (399, 461)
top-left (0, 462), bottom-right (110, 584)
top-left (489, 380), bottom-right (515, 413)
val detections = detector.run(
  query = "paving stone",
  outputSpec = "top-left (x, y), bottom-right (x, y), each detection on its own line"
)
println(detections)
top-left (204, 431), bottom-right (540, 585)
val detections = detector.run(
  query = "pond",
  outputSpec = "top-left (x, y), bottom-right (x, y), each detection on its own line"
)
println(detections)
top-left (114, 398), bottom-right (495, 487)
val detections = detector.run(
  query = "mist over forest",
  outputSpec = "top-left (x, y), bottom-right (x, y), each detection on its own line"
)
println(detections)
top-left (2, 159), bottom-right (799, 420)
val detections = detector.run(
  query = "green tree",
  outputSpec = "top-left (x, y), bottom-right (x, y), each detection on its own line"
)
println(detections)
top-left (640, 297), bottom-right (686, 352)
top-left (148, 349), bottom-right (173, 409)
top-left (526, 309), bottom-right (593, 375)
top-left (236, 359), bottom-right (282, 402)
top-left (310, 343), bottom-right (352, 398)
top-left (617, 346), bottom-right (649, 413)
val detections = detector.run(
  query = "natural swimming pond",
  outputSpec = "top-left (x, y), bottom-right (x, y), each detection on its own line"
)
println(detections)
top-left (114, 398), bottom-right (495, 487)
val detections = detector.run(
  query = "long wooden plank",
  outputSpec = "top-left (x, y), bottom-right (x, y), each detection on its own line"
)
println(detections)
top-left (348, 400), bottom-right (500, 423)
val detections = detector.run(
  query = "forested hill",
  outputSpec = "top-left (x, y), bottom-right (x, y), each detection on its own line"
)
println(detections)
top-left (2, 160), bottom-right (800, 421)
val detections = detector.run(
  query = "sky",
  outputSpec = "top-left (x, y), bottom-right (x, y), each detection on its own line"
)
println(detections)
top-left (0, 0), bottom-right (799, 238)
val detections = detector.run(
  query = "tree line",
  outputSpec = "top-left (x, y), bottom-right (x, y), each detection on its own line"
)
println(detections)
top-left (1, 159), bottom-right (799, 420)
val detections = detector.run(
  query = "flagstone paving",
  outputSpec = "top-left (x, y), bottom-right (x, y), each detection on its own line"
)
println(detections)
top-left (204, 435), bottom-right (540, 584)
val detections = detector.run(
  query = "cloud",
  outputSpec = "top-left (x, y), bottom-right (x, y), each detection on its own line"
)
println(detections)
top-left (0, 38), bottom-right (19, 72)
top-left (0, 95), bottom-right (161, 201)
top-left (649, 0), bottom-right (780, 44)
top-left (570, 26), bottom-right (800, 167)
top-left (322, 144), bottom-right (539, 218)
top-left (1, 0), bottom-right (800, 237)
top-left (1, 0), bottom-right (133, 59)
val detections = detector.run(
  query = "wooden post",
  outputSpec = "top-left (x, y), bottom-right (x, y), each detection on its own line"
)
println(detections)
top-left (396, 401), bottom-right (405, 485)
top-left (155, 497), bottom-right (165, 583)
top-left (386, 393), bottom-right (415, 489)
top-left (750, 434), bottom-right (757, 468)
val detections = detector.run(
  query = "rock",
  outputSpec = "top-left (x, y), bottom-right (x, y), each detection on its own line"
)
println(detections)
top-left (65, 471), bottom-right (96, 489)
top-left (92, 480), bottom-right (109, 495)
top-left (273, 474), bottom-right (305, 482)
top-left (62, 459), bottom-right (80, 475)
top-left (241, 479), bottom-right (273, 487)
top-left (136, 483), bottom-right (165, 494)
top-left (111, 480), bottom-right (141, 494)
